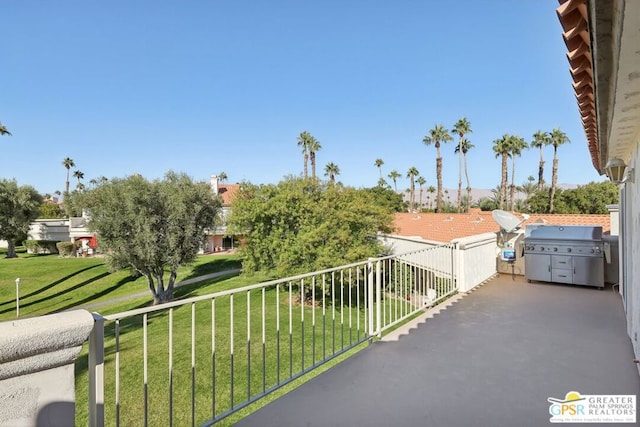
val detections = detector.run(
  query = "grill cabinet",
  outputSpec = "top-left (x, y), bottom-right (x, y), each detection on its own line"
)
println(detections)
top-left (523, 225), bottom-right (604, 288)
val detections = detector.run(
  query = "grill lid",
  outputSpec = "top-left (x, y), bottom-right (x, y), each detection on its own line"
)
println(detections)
top-left (524, 225), bottom-right (602, 241)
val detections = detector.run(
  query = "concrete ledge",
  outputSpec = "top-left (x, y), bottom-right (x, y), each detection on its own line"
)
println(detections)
top-left (0, 310), bottom-right (94, 426)
top-left (0, 310), bottom-right (94, 365)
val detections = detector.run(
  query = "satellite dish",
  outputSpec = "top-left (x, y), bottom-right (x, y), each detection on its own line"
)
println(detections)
top-left (491, 210), bottom-right (525, 233)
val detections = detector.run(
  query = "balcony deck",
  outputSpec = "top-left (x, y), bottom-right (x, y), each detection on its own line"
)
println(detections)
top-left (235, 274), bottom-right (640, 427)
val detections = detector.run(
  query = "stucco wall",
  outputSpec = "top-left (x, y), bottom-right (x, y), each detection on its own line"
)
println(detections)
top-left (378, 234), bottom-right (442, 253)
top-left (27, 219), bottom-right (70, 242)
top-left (621, 147), bottom-right (640, 375)
top-left (452, 233), bottom-right (498, 292)
top-left (0, 310), bottom-right (94, 426)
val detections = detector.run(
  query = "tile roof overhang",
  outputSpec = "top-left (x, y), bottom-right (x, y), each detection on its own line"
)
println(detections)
top-left (557, 0), bottom-right (640, 174)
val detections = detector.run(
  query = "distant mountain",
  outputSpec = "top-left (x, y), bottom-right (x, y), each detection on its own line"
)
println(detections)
top-left (400, 184), bottom-right (582, 206)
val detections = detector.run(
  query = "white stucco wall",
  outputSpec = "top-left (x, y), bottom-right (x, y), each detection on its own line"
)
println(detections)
top-left (620, 146), bottom-right (639, 375)
top-left (0, 310), bottom-right (94, 426)
top-left (452, 233), bottom-right (498, 292)
top-left (378, 234), bottom-right (443, 253)
top-left (28, 219), bottom-right (70, 242)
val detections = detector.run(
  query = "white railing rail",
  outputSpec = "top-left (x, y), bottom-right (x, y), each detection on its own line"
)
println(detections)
top-left (87, 243), bottom-right (459, 426)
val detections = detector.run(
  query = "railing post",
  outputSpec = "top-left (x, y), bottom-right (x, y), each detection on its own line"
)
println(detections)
top-left (454, 242), bottom-right (464, 292)
top-left (367, 258), bottom-right (374, 337)
top-left (89, 313), bottom-right (105, 427)
top-left (375, 259), bottom-right (381, 337)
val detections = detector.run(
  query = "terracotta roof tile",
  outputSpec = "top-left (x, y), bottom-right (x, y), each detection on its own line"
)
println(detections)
top-left (217, 184), bottom-right (240, 206)
top-left (556, 0), bottom-right (600, 172)
top-left (392, 210), bottom-right (611, 243)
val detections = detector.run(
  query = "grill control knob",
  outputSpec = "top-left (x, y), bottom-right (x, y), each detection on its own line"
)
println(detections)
top-left (567, 248), bottom-right (572, 253)
top-left (540, 247), bottom-right (544, 251)
top-left (590, 248), bottom-right (595, 253)
top-left (553, 247), bottom-right (558, 252)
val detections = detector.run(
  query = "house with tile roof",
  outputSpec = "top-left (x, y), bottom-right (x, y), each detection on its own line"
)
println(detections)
top-left (389, 208), bottom-right (613, 244)
top-left (203, 175), bottom-right (241, 253)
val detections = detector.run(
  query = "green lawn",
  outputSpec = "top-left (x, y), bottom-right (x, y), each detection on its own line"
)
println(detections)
top-left (0, 253), bottom-right (242, 320)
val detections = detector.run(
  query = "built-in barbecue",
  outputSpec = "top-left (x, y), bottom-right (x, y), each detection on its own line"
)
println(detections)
top-left (524, 225), bottom-right (605, 288)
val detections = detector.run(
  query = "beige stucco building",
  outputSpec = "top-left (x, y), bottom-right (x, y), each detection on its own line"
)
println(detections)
top-left (557, 0), bottom-right (640, 373)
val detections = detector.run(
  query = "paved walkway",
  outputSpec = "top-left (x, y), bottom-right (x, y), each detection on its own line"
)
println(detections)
top-left (76, 269), bottom-right (241, 311)
top-left (235, 274), bottom-right (640, 427)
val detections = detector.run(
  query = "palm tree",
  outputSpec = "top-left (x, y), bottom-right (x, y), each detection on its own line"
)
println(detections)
top-left (0, 122), bottom-right (11, 136)
top-left (423, 124), bottom-right (453, 213)
top-left (308, 135), bottom-right (321, 180)
top-left (62, 157), bottom-right (75, 194)
top-left (73, 170), bottom-right (84, 185)
top-left (406, 167), bottom-right (420, 212)
top-left (508, 135), bottom-right (527, 211)
top-left (518, 175), bottom-right (538, 209)
top-left (417, 176), bottom-right (426, 211)
top-left (324, 162), bottom-right (340, 184)
top-left (455, 136), bottom-right (475, 213)
top-left (297, 131), bottom-right (312, 178)
top-left (427, 185), bottom-right (436, 209)
top-left (374, 158), bottom-right (384, 179)
top-left (452, 118), bottom-right (472, 213)
top-left (388, 170), bottom-right (401, 192)
top-left (218, 171), bottom-right (228, 182)
top-left (492, 135), bottom-right (512, 210)
top-left (531, 130), bottom-right (550, 192)
top-left (549, 128), bottom-right (570, 213)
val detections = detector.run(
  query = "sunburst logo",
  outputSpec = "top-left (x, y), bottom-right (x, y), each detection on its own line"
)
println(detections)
top-left (548, 391), bottom-right (586, 417)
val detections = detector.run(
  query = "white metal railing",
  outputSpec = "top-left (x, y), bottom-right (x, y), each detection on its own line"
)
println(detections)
top-left (86, 243), bottom-right (458, 426)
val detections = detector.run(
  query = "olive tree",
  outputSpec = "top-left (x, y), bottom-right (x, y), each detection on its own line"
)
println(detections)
top-left (0, 179), bottom-right (43, 258)
top-left (81, 172), bottom-right (221, 304)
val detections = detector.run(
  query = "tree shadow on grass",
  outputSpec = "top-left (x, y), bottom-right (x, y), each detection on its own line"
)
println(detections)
top-left (173, 272), bottom-right (241, 300)
top-left (0, 271), bottom-right (110, 316)
top-left (182, 258), bottom-right (242, 281)
top-left (55, 275), bottom-right (139, 313)
top-left (0, 264), bottom-right (102, 309)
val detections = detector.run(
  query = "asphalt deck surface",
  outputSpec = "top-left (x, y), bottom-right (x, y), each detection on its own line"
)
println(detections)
top-left (235, 274), bottom-right (640, 427)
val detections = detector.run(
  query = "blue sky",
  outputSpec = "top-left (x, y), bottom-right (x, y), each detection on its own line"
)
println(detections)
top-left (1, 0), bottom-right (604, 196)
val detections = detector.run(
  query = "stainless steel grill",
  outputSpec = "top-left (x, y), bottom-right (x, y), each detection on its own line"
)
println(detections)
top-left (524, 225), bottom-right (604, 288)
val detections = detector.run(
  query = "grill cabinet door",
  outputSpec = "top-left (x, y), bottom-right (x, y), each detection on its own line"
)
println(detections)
top-left (524, 253), bottom-right (551, 282)
top-left (572, 256), bottom-right (604, 288)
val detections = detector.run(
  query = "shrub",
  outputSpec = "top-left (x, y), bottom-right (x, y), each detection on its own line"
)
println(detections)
top-left (23, 240), bottom-right (59, 254)
top-left (56, 241), bottom-right (75, 257)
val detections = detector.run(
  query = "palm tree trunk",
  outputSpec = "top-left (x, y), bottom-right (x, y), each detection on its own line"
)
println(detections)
top-left (310, 151), bottom-right (316, 179)
top-left (419, 188), bottom-right (423, 210)
top-left (538, 147), bottom-right (544, 192)
top-left (410, 178), bottom-right (415, 212)
top-left (436, 157), bottom-right (443, 213)
top-left (65, 169), bottom-right (70, 193)
top-left (509, 157), bottom-right (516, 211)
top-left (457, 147), bottom-right (463, 213)
top-left (500, 154), bottom-right (508, 210)
top-left (550, 154), bottom-right (559, 213)
top-left (303, 153), bottom-right (309, 179)
top-left (463, 153), bottom-right (471, 213)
